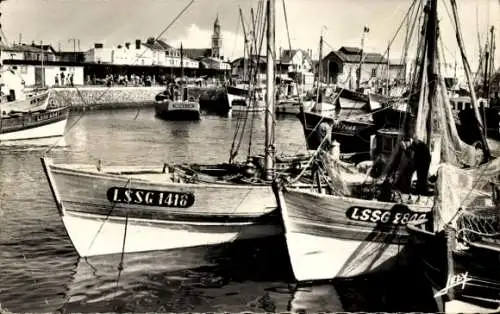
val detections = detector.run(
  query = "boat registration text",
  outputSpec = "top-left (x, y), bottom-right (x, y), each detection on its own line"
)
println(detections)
top-left (345, 204), bottom-right (429, 225)
top-left (171, 103), bottom-right (196, 109)
top-left (107, 187), bottom-right (195, 208)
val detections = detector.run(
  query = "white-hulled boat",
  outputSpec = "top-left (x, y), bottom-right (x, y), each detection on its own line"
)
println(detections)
top-left (0, 67), bottom-right (69, 142)
top-left (41, 161), bottom-right (282, 257)
top-left (226, 83), bottom-right (266, 112)
top-left (273, 0), bottom-right (485, 282)
top-left (1, 106), bottom-right (69, 141)
top-left (42, 0), bottom-right (313, 258)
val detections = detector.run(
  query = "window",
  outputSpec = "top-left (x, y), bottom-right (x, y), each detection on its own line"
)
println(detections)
top-left (371, 68), bottom-right (377, 77)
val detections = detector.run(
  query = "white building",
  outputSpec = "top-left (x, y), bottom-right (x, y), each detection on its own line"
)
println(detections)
top-left (3, 61), bottom-right (84, 87)
top-left (84, 39), bottom-right (199, 69)
top-left (84, 43), bottom-right (113, 64)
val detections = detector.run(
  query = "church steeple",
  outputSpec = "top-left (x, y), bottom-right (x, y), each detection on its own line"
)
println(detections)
top-left (214, 14), bottom-right (220, 28)
top-left (211, 14), bottom-right (222, 59)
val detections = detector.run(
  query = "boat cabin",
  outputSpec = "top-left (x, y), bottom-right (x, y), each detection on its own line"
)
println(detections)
top-left (370, 128), bottom-right (401, 161)
top-left (449, 96), bottom-right (488, 111)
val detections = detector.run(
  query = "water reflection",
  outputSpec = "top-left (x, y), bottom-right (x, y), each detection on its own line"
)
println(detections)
top-left (289, 284), bottom-right (344, 312)
top-left (62, 236), bottom-right (293, 313)
top-left (0, 137), bottom-right (68, 150)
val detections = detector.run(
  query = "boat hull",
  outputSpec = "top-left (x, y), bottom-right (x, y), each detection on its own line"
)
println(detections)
top-left (276, 100), bottom-right (314, 114)
top-left (154, 100), bottom-right (201, 121)
top-left (60, 207), bottom-right (281, 257)
top-left (407, 225), bottom-right (500, 311)
top-left (276, 187), bottom-right (431, 281)
top-left (0, 107), bottom-right (69, 141)
top-left (296, 108), bottom-right (375, 161)
top-left (41, 159), bottom-right (281, 257)
top-left (226, 85), bottom-right (265, 112)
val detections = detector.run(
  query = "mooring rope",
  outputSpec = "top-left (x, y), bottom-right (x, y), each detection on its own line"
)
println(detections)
top-left (86, 177), bottom-right (132, 253)
top-left (115, 214), bottom-right (129, 288)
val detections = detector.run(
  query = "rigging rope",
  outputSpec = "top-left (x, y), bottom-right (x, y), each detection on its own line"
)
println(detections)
top-left (282, 0), bottom-right (292, 53)
top-left (369, 0), bottom-right (420, 82)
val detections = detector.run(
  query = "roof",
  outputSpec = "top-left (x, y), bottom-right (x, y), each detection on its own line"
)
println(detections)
top-left (156, 39), bottom-right (174, 50)
top-left (1, 44), bottom-right (46, 53)
top-left (32, 44), bottom-right (58, 54)
top-left (280, 49), bottom-right (312, 65)
top-left (183, 48), bottom-right (212, 59)
top-left (231, 55), bottom-right (267, 66)
top-left (142, 38), bottom-right (176, 51)
top-left (324, 46), bottom-right (387, 64)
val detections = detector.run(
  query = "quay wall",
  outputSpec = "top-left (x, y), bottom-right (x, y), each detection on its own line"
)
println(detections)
top-left (50, 86), bottom-right (227, 111)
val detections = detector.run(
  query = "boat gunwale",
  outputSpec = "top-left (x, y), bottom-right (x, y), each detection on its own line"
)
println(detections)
top-left (63, 209), bottom-right (262, 227)
top-left (283, 186), bottom-right (433, 211)
top-left (47, 162), bottom-right (279, 189)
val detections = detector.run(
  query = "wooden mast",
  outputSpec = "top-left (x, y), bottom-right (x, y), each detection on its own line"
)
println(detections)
top-left (239, 8), bottom-right (249, 81)
top-left (264, 0), bottom-right (275, 181)
top-left (425, 0), bottom-right (438, 149)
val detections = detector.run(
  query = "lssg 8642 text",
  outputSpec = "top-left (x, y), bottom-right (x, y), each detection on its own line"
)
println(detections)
top-left (345, 204), bottom-right (429, 225)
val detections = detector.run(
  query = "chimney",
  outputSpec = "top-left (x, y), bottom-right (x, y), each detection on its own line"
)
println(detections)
top-left (125, 42), bottom-right (130, 49)
top-left (94, 43), bottom-right (103, 49)
top-left (135, 39), bottom-right (141, 49)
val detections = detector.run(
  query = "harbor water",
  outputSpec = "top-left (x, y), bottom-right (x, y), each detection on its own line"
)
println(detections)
top-left (0, 107), bottom-right (449, 312)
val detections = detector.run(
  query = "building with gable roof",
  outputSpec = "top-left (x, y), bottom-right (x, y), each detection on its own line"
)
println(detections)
top-left (321, 46), bottom-right (404, 88)
top-left (0, 42), bottom-right (57, 62)
top-left (279, 48), bottom-right (313, 73)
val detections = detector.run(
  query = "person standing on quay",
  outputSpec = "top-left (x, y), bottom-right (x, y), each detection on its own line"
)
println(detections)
top-left (60, 72), bottom-right (65, 86)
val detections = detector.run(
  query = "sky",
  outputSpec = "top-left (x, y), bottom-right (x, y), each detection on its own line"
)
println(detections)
top-left (1, 0), bottom-right (499, 70)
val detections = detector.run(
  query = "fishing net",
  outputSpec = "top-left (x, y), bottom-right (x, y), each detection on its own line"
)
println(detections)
top-left (426, 49), bottom-right (500, 234)
top-left (431, 161), bottom-right (500, 232)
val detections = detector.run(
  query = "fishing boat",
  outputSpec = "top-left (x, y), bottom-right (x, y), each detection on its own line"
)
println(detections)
top-left (0, 57), bottom-right (70, 141)
top-left (407, 161), bottom-right (500, 312)
top-left (154, 87), bottom-right (201, 121)
top-left (225, 9), bottom-right (266, 113)
top-left (296, 32), bottom-right (397, 159)
top-left (1, 106), bottom-right (70, 141)
top-left (41, 0), bottom-right (313, 258)
top-left (406, 3), bottom-right (500, 312)
top-left (226, 82), bottom-right (266, 112)
top-left (154, 44), bottom-right (201, 121)
top-left (273, 0), bottom-right (486, 282)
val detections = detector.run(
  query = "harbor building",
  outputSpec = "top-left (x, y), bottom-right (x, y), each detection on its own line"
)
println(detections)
top-left (0, 16), bottom-right (231, 88)
top-left (321, 46), bottom-right (404, 89)
top-left (230, 49), bottom-right (314, 86)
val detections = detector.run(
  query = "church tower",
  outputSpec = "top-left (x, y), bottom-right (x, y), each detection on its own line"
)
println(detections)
top-left (211, 15), bottom-right (222, 59)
